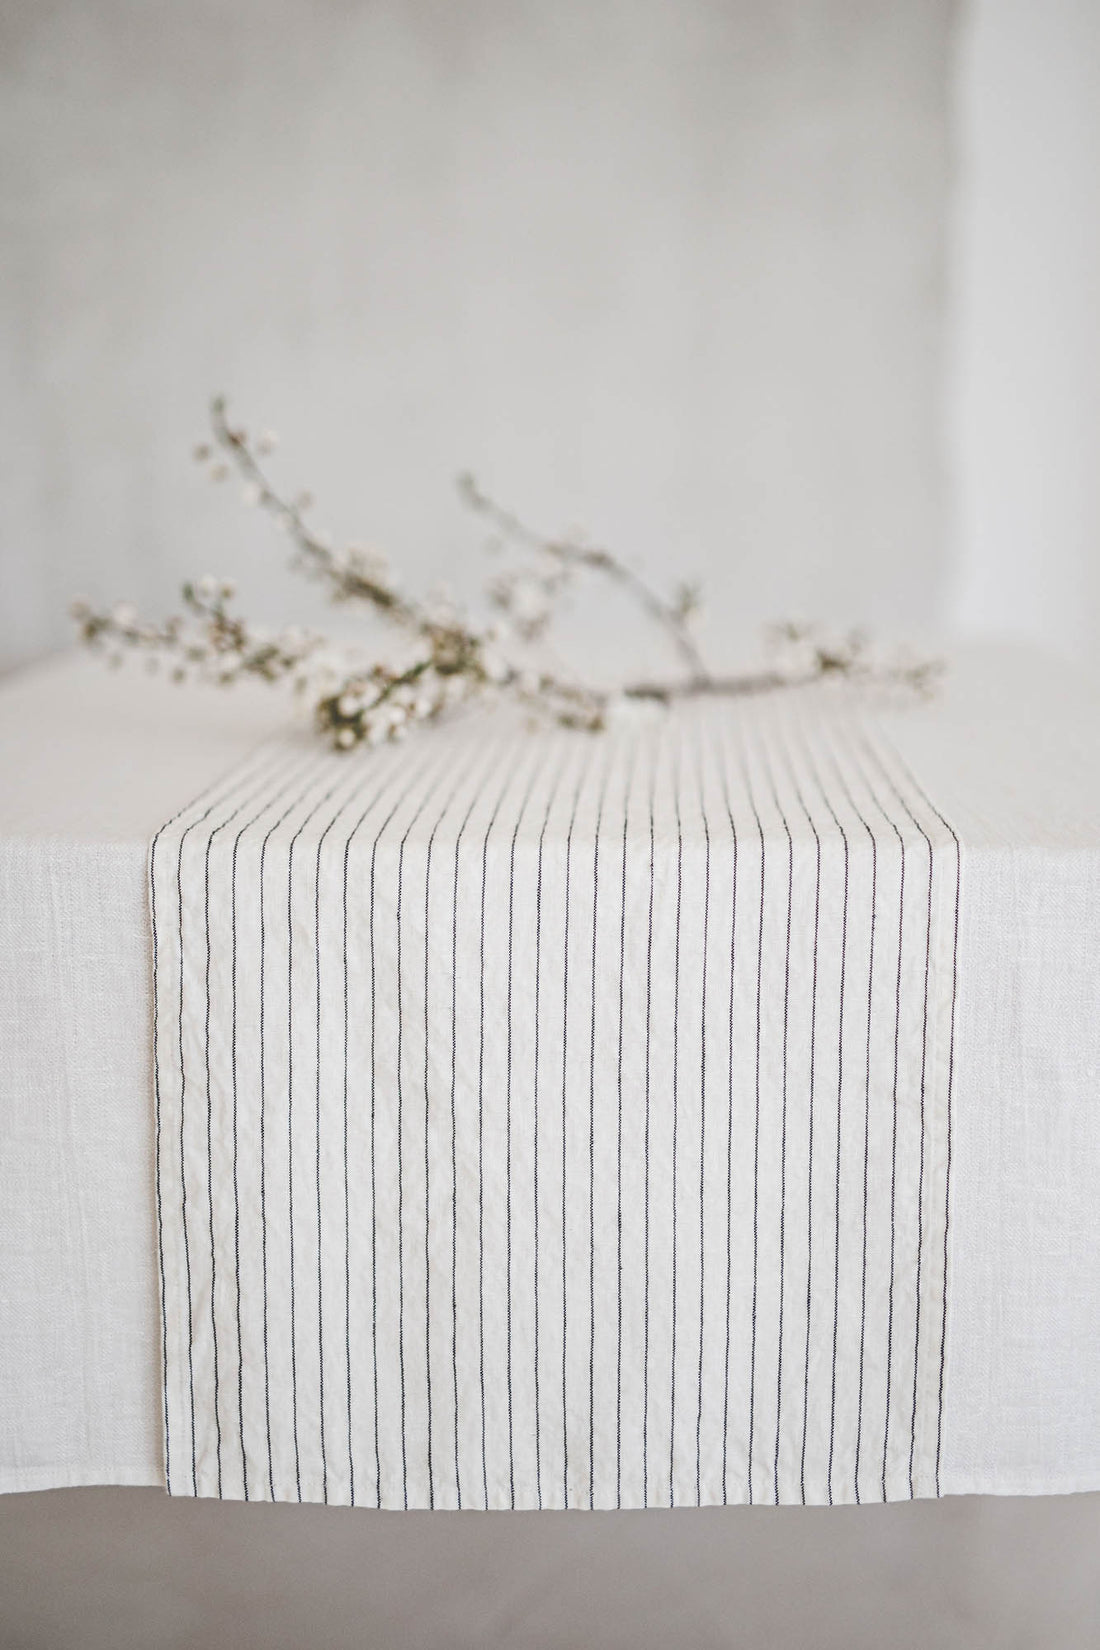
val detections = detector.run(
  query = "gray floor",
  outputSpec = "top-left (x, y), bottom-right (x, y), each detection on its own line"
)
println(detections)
top-left (2, 1489), bottom-right (1100, 1649)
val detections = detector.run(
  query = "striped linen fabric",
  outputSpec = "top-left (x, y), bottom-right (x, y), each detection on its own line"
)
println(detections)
top-left (149, 688), bottom-right (960, 1508)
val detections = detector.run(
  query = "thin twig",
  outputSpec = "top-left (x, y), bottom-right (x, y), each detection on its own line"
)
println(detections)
top-left (457, 473), bottom-right (710, 683)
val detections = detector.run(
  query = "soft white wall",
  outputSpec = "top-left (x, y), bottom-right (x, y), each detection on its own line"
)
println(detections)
top-left (0, 0), bottom-right (955, 680)
top-left (949, 0), bottom-right (1100, 661)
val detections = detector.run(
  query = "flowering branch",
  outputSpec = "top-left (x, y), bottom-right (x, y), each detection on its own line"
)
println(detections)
top-left (73, 399), bottom-right (939, 748)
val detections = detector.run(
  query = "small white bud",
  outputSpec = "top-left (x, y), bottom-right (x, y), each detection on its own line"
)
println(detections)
top-left (481, 647), bottom-right (509, 685)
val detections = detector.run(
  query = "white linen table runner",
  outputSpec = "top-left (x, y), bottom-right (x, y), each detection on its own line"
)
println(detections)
top-left (150, 691), bottom-right (959, 1507)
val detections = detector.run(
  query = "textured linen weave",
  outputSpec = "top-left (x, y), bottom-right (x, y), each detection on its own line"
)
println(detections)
top-left (149, 689), bottom-right (960, 1507)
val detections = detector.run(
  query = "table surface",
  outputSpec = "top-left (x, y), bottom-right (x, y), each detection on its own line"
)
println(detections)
top-left (3, 644), bottom-right (1099, 850)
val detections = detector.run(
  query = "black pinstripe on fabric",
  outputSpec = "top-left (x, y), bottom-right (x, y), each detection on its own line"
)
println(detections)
top-left (421, 813), bottom-right (442, 1509)
top-left (177, 828), bottom-right (199, 1492)
top-left (257, 771), bottom-right (306, 1499)
top-left (284, 757), bottom-right (383, 1501)
top-left (768, 703), bottom-right (825, 1506)
top-left (204, 747), bottom-right (317, 1499)
top-left (258, 744), bottom-right (394, 1504)
top-left (370, 734), bottom-right (476, 1509)
top-left (313, 789), bottom-right (353, 1507)
top-left (502, 749), bottom-right (552, 1509)
top-left (850, 722), bottom-right (960, 1496)
top-left (783, 697), bottom-right (852, 1507)
top-left (473, 742), bottom-right (534, 1509)
top-left (343, 741), bottom-right (435, 1506)
top-left (311, 782), bottom-right (367, 1509)
top-left (855, 848), bottom-right (878, 1505)
top-left (693, 714), bottom-right (712, 1506)
top-left (641, 730), bottom-right (658, 1504)
top-left (254, 752), bottom-right (377, 1503)
top-left (150, 844), bottom-right (173, 1491)
top-left (313, 823), bottom-right (330, 1504)
top-left (448, 777), bottom-right (476, 1511)
top-left (907, 825), bottom-right (934, 1497)
top-left (438, 732), bottom-right (518, 1510)
top-left (338, 740), bottom-right (438, 1508)
top-left (311, 745), bottom-right (408, 1505)
top-left (395, 821), bottom-right (411, 1507)
top-left (808, 705), bottom-right (887, 1504)
top-left (730, 706), bottom-right (767, 1503)
top-left (203, 832), bottom-right (224, 1493)
top-left (341, 835), bottom-right (353, 1505)
top-left (369, 775), bottom-right (414, 1506)
top-left (855, 732), bottom-right (936, 1498)
top-left (711, 711), bottom-right (739, 1503)
top-left (230, 828), bottom-right (247, 1498)
top-left (587, 740), bottom-right (616, 1508)
top-left (559, 743), bottom-right (591, 1507)
top-left (934, 841), bottom-right (960, 1497)
top-left (827, 719), bottom-right (911, 1500)
top-left (341, 827), bottom-right (353, 1506)
top-left (614, 737), bottom-right (640, 1509)
top-left (206, 762), bottom-right (288, 1496)
top-left (394, 735), bottom-right (501, 1511)
top-left (882, 816), bottom-right (906, 1502)
top-left (531, 740), bottom-right (577, 1510)
top-left (751, 712), bottom-right (796, 1505)
top-left (181, 758), bottom-right (288, 1493)
top-left (420, 751), bottom-right (489, 1510)
top-left (876, 735), bottom-right (958, 1496)
top-left (221, 751), bottom-right (335, 1505)
top-left (668, 737), bottom-right (684, 1508)
top-left (219, 747), bottom-right (333, 1501)
top-left (151, 743), bottom-right (276, 1493)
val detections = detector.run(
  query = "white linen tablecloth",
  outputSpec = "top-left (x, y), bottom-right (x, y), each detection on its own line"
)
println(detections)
top-left (2, 649), bottom-right (1100, 1501)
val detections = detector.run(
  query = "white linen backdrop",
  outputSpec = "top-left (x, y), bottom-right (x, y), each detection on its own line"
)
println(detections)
top-left (0, 0), bottom-right (954, 682)
top-left (6, 2), bottom-right (1098, 683)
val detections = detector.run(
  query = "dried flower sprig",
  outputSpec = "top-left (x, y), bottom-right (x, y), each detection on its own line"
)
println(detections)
top-left (73, 399), bottom-right (939, 748)
top-left (71, 578), bottom-right (324, 689)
